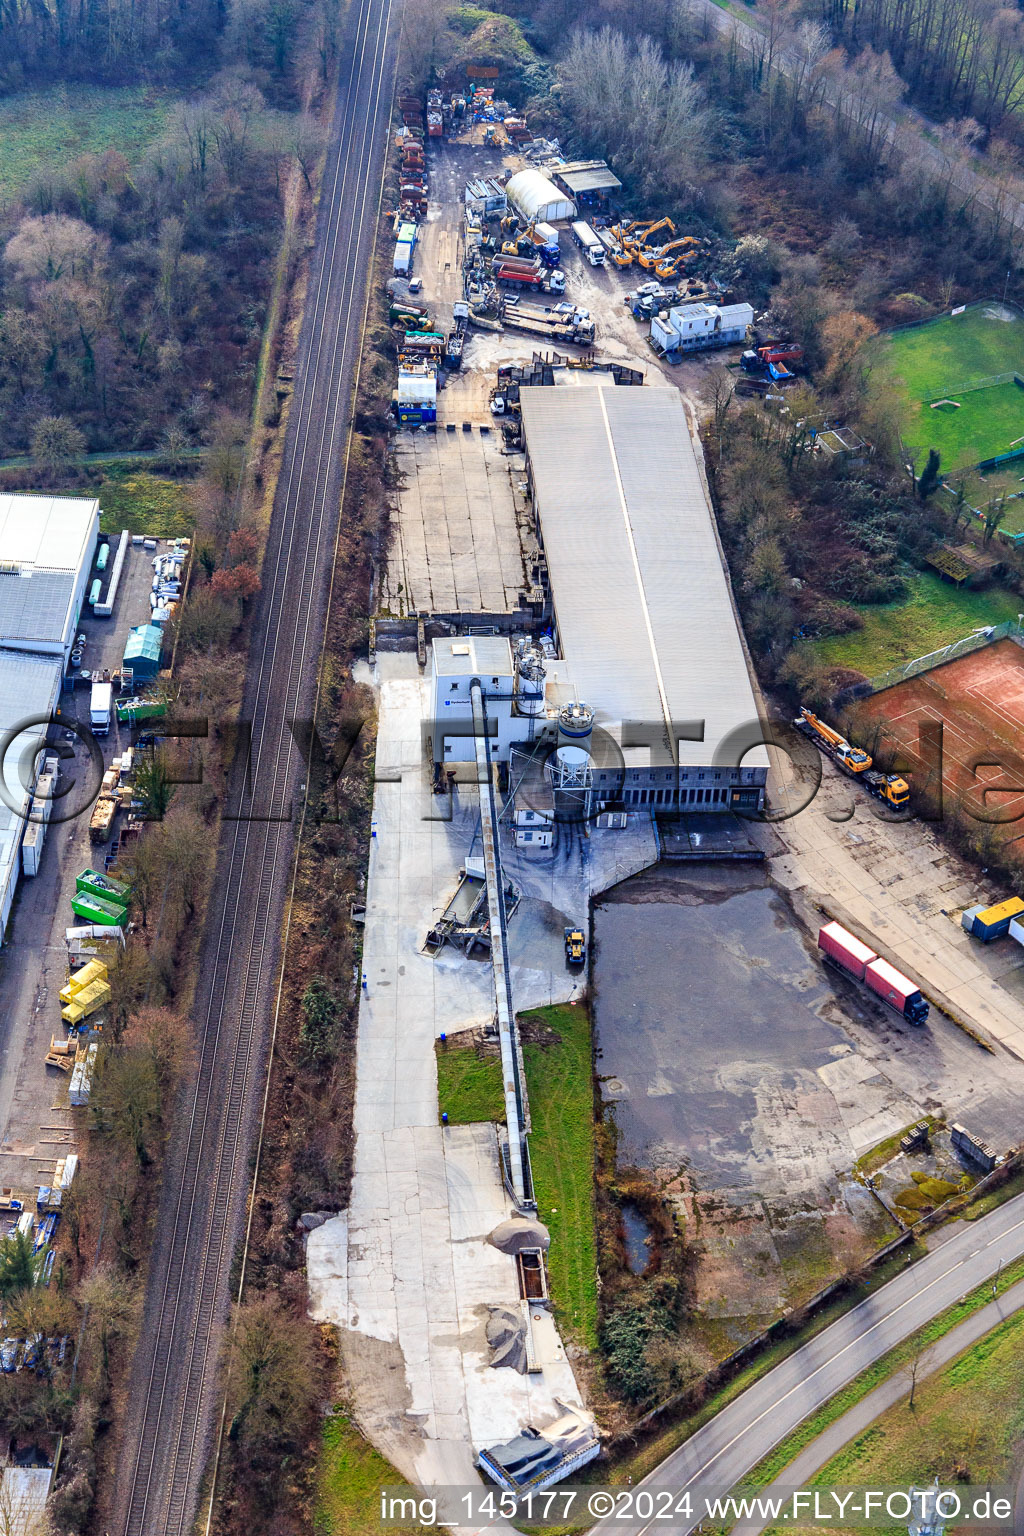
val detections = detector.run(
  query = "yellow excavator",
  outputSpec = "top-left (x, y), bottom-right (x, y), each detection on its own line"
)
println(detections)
top-left (653, 236), bottom-right (700, 279)
top-left (635, 219), bottom-right (679, 267)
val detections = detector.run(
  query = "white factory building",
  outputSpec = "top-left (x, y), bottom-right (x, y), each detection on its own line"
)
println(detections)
top-left (0, 494), bottom-right (100, 934)
top-left (429, 387), bottom-right (768, 816)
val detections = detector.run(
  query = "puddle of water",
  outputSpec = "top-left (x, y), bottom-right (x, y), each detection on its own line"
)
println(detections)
top-left (620, 1201), bottom-right (652, 1276)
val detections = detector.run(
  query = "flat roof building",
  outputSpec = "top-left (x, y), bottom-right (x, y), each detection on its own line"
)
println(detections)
top-left (518, 385), bottom-right (768, 813)
top-left (0, 494), bottom-right (99, 663)
top-left (0, 494), bottom-right (100, 937)
top-left (550, 160), bottom-right (622, 201)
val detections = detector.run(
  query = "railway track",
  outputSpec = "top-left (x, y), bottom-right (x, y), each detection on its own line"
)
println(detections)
top-left (111, 2), bottom-right (401, 1531)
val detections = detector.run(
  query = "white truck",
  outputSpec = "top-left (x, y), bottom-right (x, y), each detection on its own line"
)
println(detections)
top-left (571, 220), bottom-right (605, 266)
top-left (90, 681), bottom-right (112, 737)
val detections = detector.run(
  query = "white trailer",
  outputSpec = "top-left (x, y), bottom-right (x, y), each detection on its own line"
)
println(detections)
top-left (571, 220), bottom-right (605, 266)
top-left (90, 681), bottom-right (112, 737)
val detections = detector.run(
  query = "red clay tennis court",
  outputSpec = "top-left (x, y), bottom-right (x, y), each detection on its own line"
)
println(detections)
top-left (850, 639), bottom-right (1024, 851)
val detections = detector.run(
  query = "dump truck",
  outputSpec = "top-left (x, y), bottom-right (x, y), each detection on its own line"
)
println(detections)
top-left (445, 301), bottom-right (469, 369)
top-left (564, 926), bottom-right (586, 966)
top-left (794, 708), bottom-right (909, 809)
top-left (818, 920), bottom-right (929, 1024)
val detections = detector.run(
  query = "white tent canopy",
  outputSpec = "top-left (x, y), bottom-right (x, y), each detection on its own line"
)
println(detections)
top-left (504, 169), bottom-right (576, 224)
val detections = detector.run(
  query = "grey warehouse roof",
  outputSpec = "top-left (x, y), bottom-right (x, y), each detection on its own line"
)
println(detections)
top-left (519, 385), bottom-right (768, 770)
top-left (0, 568), bottom-right (76, 645)
top-left (552, 160), bottom-right (622, 194)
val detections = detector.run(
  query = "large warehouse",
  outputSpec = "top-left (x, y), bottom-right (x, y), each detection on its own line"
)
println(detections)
top-left (518, 385), bottom-right (768, 813)
top-left (0, 494), bottom-right (100, 933)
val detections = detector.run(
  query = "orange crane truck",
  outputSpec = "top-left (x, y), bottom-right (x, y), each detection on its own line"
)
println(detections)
top-left (795, 709), bottom-right (910, 810)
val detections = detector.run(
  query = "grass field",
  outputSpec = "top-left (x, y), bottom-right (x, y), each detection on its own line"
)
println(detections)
top-left (521, 1004), bottom-right (598, 1349)
top-left (0, 84), bottom-right (173, 200)
top-left (871, 303), bottom-right (1024, 472)
top-left (317, 1411), bottom-right (443, 1534)
top-left (807, 571), bottom-right (1022, 676)
top-left (433, 1039), bottom-right (505, 1124)
top-left (432, 1006), bottom-right (598, 1347)
top-left (98, 468), bottom-right (196, 537)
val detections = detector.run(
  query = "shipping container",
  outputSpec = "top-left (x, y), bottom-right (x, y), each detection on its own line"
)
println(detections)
top-left (1009, 916), bottom-right (1024, 947)
top-left (393, 240), bottom-right (414, 277)
top-left (817, 921), bottom-right (876, 981)
top-left (62, 982), bottom-right (110, 1028)
top-left (969, 896), bottom-right (1024, 942)
top-left (21, 820), bottom-right (43, 877)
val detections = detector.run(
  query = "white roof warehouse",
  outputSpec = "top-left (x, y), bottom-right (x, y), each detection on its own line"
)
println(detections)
top-left (518, 385), bottom-right (768, 808)
top-left (0, 495), bottom-right (100, 934)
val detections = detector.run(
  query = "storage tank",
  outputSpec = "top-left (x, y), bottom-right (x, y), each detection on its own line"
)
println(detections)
top-left (89, 578), bottom-right (102, 606)
top-left (514, 644), bottom-right (545, 717)
top-left (96, 542), bottom-right (110, 572)
top-left (556, 702), bottom-right (593, 782)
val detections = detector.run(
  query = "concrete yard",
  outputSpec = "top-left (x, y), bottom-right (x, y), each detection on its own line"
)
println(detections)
top-left (307, 658), bottom-right (656, 1486)
top-left (383, 425), bottom-right (529, 616)
top-left (0, 539), bottom-right (162, 1200)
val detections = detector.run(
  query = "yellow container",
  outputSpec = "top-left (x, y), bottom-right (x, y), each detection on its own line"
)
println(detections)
top-left (977, 897), bottom-right (1024, 925)
top-left (58, 959), bottom-right (109, 1006)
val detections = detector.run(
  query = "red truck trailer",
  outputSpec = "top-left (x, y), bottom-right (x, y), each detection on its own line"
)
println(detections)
top-left (817, 921), bottom-right (929, 1024)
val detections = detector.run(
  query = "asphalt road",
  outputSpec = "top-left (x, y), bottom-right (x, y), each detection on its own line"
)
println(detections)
top-left (109, 4), bottom-right (401, 1534)
top-left (593, 1194), bottom-right (1024, 1533)
top-left (737, 1275), bottom-right (1024, 1534)
top-left (692, 0), bottom-right (1024, 232)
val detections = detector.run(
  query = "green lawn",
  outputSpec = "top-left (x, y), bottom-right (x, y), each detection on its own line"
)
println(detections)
top-left (871, 304), bottom-right (1024, 471)
top-left (434, 1039), bottom-right (505, 1124)
top-left (807, 570), bottom-right (1021, 677)
top-left (521, 1004), bottom-right (598, 1349)
top-left (0, 84), bottom-right (173, 200)
top-left (97, 468), bottom-right (196, 537)
top-left (317, 1410), bottom-right (442, 1534)
top-left (433, 1006), bottom-right (599, 1348)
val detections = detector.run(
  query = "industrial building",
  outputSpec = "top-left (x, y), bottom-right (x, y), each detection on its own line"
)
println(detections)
top-left (550, 159), bottom-right (622, 207)
top-left (517, 384), bottom-right (768, 813)
top-left (428, 388), bottom-right (768, 816)
top-left (0, 494), bottom-right (99, 665)
top-left (503, 169), bottom-right (576, 225)
top-left (0, 495), bottom-right (101, 935)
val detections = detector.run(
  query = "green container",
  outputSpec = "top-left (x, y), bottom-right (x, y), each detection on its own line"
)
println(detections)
top-left (116, 697), bottom-right (167, 724)
top-left (71, 892), bottom-right (127, 927)
top-left (76, 868), bottom-right (130, 909)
